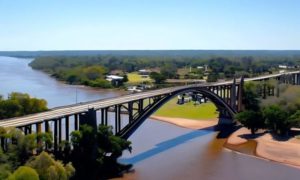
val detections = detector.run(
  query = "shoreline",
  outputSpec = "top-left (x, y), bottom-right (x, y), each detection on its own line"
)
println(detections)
top-left (150, 116), bottom-right (300, 169)
top-left (150, 115), bottom-right (218, 130)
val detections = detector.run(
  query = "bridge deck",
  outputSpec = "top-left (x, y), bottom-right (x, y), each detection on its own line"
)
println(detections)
top-left (0, 71), bottom-right (298, 128)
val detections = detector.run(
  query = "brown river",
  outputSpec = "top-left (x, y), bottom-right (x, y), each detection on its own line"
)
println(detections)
top-left (0, 56), bottom-right (299, 180)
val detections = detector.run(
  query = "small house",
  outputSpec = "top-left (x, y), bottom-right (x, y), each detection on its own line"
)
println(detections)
top-left (106, 75), bottom-right (124, 86)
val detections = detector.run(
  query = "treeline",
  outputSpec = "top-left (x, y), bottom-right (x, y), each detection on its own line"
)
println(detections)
top-left (29, 55), bottom-right (300, 86)
top-left (0, 93), bottom-right (48, 120)
top-left (30, 55), bottom-right (300, 73)
top-left (53, 65), bottom-right (113, 88)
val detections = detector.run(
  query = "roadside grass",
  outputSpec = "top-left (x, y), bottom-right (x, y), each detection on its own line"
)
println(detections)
top-left (154, 98), bottom-right (218, 120)
top-left (127, 72), bottom-right (151, 83)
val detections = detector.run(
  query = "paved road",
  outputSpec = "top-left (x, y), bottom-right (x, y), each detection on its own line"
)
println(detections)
top-left (0, 71), bottom-right (299, 128)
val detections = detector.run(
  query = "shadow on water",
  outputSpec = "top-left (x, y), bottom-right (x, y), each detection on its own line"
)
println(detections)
top-left (119, 127), bottom-right (216, 164)
top-left (215, 124), bottom-right (241, 139)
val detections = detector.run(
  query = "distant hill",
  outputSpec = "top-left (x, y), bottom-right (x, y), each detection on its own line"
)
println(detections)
top-left (1, 50), bottom-right (300, 58)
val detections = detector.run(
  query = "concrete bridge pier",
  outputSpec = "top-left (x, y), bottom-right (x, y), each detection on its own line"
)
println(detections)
top-left (296, 73), bottom-right (300, 85)
top-left (218, 108), bottom-right (234, 125)
top-left (79, 108), bottom-right (97, 131)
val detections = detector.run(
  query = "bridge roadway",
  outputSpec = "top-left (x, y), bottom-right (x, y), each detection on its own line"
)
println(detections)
top-left (0, 71), bottom-right (299, 128)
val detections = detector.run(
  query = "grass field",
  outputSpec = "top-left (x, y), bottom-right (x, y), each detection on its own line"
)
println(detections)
top-left (127, 72), bottom-right (151, 83)
top-left (154, 98), bottom-right (218, 120)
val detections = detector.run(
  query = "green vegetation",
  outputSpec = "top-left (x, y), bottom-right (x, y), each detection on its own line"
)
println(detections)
top-left (27, 152), bottom-right (75, 180)
top-left (54, 65), bottom-right (113, 88)
top-left (0, 127), bottom-right (73, 180)
top-left (235, 110), bottom-right (264, 134)
top-left (0, 92), bottom-right (48, 120)
top-left (29, 54), bottom-right (300, 88)
top-left (149, 72), bottom-right (167, 84)
top-left (8, 166), bottom-right (39, 180)
top-left (0, 124), bottom-right (132, 180)
top-left (0, 92), bottom-right (131, 179)
top-left (155, 98), bottom-right (218, 120)
top-left (127, 72), bottom-right (151, 83)
top-left (69, 124), bottom-right (132, 179)
top-left (236, 82), bottom-right (300, 135)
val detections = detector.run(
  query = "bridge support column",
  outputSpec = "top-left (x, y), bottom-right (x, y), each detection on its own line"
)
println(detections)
top-left (104, 108), bottom-right (108, 125)
top-left (100, 108), bottom-right (108, 126)
top-left (138, 99), bottom-right (144, 113)
top-left (226, 86), bottom-right (230, 104)
top-left (230, 78), bottom-right (237, 111)
top-left (128, 102), bottom-right (133, 123)
top-left (44, 121), bottom-right (50, 150)
top-left (79, 108), bottom-right (97, 130)
top-left (45, 121), bottom-right (50, 133)
top-left (237, 77), bottom-right (244, 112)
top-left (101, 109), bottom-right (105, 125)
top-left (54, 120), bottom-right (58, 152)
top-left (220, 86), bottom-right (223, 99)
top-left (35, 122), bottom-right (42, 134)
top-left (26, 125), bottom-right (32, 135)
top-left (218, 109), bottom-right (233, 125)
top-left (58, 118), bottom-right (62, 149)
top-left (0, 136), bottom-right (5, 152)
top-left (74, 114), bottom-right (79, 130)
top-left (65, 116), bottom-right (69, 141)
top-left (115, 105), bottom-right (121, 134)
top-left (36, 122), bottom-right (42, 152)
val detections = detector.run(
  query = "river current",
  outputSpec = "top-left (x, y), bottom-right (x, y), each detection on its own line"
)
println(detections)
top-left (0, 56), bottom-right (299, 180)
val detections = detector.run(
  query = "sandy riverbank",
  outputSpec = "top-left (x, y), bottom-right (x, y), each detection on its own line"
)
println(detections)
top-left (226, 127), bottom-right (300, 168)
top-left (150, 115), bottom-right (218, 129)
top-left (150, 116), bottom-right (300, 169)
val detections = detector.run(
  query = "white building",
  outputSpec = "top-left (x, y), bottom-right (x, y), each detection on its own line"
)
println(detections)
top-left (106, 75), bottom-right (124, 86)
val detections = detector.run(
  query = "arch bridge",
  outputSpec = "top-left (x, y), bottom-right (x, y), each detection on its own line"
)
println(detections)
top-left (0, 71), bottom-right (300, 152)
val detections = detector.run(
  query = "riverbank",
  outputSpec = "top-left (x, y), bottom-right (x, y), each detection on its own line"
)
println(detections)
top-left (225, 127), bottom-right (300, 168)
top-left (150, 116), bottom-right (300, 169)
top-left (150, 115), bottom-right (218, 129)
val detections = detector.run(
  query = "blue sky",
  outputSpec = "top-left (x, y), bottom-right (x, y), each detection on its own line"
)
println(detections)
top-left (0, 0), bottom-right (300, 50)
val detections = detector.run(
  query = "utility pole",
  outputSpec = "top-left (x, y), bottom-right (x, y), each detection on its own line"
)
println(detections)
top-left (75, 87), bottom-right (78, 104)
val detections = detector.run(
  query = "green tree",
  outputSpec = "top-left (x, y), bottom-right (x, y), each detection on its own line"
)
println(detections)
top-left (150, 72), bottom-right (166, 84)
top-left (123, 74), bottom-right (129, 83)
top-left (288, 110), bottom-right (300, 128)
top-left (0, 92), bottom-right (48, 120)
top-left (242, 82), bottom-right (260, 111)
top-left (8, 166), bottom-right (39, 180)
top-left (70, 124), bottom-right (131, 179)
top-left (263, 105), bottom-right (289, 135)
top-left (0, 164), bottom-right (11, 179)
top-left (206, 73), bottom-right (218, 82)
top-left (160, 63), bottom-right (177, 79)
top-left (235, 110), bottom-right (264, 134)
top-left (83, 66), bottom-right (107, 81)
top-left (26, 151), bottom-right (75, 180)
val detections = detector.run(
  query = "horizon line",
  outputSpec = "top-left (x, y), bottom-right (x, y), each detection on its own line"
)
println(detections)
top-left (1, 49), bottom-right (300, 52)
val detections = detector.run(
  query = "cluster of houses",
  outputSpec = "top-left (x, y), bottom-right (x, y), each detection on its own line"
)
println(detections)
top-left (105, 69), bottom-right (153, 92)
top-left (278, 64), bottom-right (299, 74)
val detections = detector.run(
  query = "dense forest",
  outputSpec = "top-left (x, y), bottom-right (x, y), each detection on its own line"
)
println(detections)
top-left (28, 53), bottom-right (300, 87)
